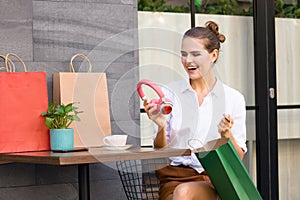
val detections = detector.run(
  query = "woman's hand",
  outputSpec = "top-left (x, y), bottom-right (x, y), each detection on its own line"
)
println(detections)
top-left (143, 100), bottom-right (166, 128)
top-left (144, 100), bottom-right (168, 148)
top-left (217, 114), bottom-right (234, 138)
top-left (217, 114), bottom-right (245, 159)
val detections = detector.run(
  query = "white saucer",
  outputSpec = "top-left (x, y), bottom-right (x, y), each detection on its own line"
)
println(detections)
top-left (104, 144), bottom-right (132, 151)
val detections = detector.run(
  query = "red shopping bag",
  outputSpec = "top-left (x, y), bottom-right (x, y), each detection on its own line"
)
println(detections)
top-left (0, 53), bottom-right (50, 153)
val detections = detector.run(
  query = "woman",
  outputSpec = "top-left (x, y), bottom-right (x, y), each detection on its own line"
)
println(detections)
top-left (143, 21), bottom-right (247, 200)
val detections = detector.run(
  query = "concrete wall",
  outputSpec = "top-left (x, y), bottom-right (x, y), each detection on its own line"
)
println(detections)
top-left (0, 0), bottom-right (139, 199)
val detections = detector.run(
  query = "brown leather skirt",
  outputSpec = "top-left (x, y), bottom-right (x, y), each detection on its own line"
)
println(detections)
top-left (155, 165), bottom-right (215, 200)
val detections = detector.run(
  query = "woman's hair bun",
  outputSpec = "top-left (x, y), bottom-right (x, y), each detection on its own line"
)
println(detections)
top-left (205, 21), bottom-right (226, 43)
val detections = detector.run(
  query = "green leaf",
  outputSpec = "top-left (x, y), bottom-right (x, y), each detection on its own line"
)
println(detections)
top-left (41, 111), bottom-right (48, 117)
top-left (48, 102), bottom-right (56, 113)
top-left (74, 110), bottom-right (83, 115)
top-left (65, 103), bottom-right (74, 113)
top-left (295, 8), bottom-right (300, 17)
top-left (195, 0), bottom-right (202, 8)
top-left (56, 105), bottom-right (65, 115)
top-left (73, 115), bottom-right (81, 121)
top-left (45, 117), bottom-right (54, 129)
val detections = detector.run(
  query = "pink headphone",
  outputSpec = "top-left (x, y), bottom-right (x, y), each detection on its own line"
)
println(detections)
top-left (137, 79), bottom-right (173, 115)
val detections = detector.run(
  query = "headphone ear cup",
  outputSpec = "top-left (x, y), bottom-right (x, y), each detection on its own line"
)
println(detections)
top-left (150, 98), bottom-right (173, 115)
top-left (160, 104), bottom-right (172, 115)
top-left (160, 98), bottom-right (173, 115)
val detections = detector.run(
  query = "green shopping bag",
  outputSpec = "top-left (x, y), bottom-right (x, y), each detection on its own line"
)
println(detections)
top-left (194, 138), bottom-right (263, 200)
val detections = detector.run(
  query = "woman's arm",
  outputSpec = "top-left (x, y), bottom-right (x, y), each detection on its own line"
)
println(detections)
top-left (153, 123), bottom-right (168, 148)
top-left (143, 100), bottom-right (168, 148)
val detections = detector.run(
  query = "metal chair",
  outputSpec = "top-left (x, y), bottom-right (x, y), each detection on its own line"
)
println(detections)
top-left (116, 158), bottom-right (169, 200)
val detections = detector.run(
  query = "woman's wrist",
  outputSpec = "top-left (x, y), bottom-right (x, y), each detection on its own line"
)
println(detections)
top-left (156, 118), bottom-right (166, 129)
top-left (220, 130), bottom-right (232, 138)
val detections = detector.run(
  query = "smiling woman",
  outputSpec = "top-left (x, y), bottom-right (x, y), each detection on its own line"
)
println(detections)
top-left (142, 20), bottom-right (247, 200)
top-left (138, 4), bottom-right (300, 198)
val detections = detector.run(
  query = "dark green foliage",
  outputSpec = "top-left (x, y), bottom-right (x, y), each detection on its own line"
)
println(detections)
top-left (138, 0), bottom-right (189, 12)
top-left (138, 0), bottom-right (300, 18)
top-left (275, 0), bottom-right (300, 18)
top-left (199, 0), bottom-right (248, 16)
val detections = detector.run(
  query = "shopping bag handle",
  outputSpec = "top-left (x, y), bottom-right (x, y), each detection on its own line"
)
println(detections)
top-left (5, 53), bottom-right (27, 72)
top-left (188, 138), bottom-right (205, 153)
top-left (69, 54), bottom-right (92, 73)
top-left (0, 55), bottom-right (16, 72)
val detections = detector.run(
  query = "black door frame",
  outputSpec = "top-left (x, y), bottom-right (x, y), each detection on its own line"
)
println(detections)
top-left (253, 0), bottom-right (279, 200)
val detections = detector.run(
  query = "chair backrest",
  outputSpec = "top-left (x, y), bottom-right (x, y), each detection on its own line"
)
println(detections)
top-left (116, 158), bottom-right (169, 200)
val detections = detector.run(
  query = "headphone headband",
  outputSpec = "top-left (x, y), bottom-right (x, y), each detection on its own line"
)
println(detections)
top-left (136, 79), bottom-right (165, 101)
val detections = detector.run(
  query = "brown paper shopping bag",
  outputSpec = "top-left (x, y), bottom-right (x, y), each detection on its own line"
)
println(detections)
top-left (53, 54), bottom-right (111, 147)
top-left (0, 53), bottom-right (50, 153)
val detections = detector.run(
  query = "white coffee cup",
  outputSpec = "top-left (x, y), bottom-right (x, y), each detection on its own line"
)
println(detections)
top-left (103, 135), bottom-right (128, 146)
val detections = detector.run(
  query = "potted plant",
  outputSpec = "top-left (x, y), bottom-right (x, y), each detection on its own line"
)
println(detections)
top-left (42, 102), bottom-right (82, 151)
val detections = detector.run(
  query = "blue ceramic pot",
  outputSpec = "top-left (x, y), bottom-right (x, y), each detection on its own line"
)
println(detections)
top-left (50, 129), bottom-right (74, 151)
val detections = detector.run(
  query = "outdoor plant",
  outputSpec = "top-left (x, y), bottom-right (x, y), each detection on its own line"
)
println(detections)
top-left (41, 102), bottom-right (82, 129)
top-left (138, 0), bottom-right (188, 12)
top-left (195, 0), bottom-right (248, 16)
top-left (275, 0), bottom-right (300, 18)
top-left (138, 0), bottom-right (300, 18)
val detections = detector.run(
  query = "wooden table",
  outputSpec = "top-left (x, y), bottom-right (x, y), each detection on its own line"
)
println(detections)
top-left (0, 147), bottom-right (190, 200)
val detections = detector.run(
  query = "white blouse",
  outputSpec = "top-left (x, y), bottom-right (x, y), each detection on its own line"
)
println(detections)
top-left (153, 78), bottom-right (247, 173)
